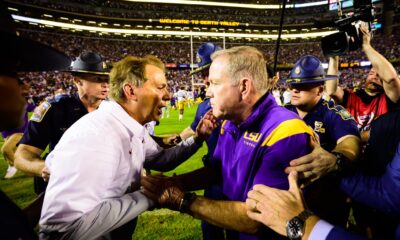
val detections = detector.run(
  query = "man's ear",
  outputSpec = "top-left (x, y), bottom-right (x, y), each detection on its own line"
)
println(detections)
top-left (123, 83), bottom-right (138, 101)
top-left (318, 85), bottom-right (324, 96)
top-left (73, 77), bottom-right (82, 86)
top-left (239, 78), bottom-right (252, 99)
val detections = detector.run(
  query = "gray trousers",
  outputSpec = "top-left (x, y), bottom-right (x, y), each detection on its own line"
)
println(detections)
top-left (39, 192), bottom-right (152, 240)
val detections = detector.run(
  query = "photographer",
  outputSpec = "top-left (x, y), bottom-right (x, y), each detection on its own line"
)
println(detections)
top-left (325, 22), bottom-right (400, 143)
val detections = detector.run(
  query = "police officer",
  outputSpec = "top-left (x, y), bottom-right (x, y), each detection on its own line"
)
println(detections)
top-left (179, 42), bottom-right (225, 240)
top-left (15, 51), bottom-right (109, 193)
top-left (284, 55), bottom-right (361, 226)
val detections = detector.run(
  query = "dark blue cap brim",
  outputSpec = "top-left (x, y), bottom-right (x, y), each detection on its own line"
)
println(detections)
top-left (285, 75), bottom-right (338, 84)
top-left (189, 63), bottom-right (211, 75)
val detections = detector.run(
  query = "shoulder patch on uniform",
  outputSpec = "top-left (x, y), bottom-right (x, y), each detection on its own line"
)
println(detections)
top-left (30, 101), bottom-right (52, 122)
top-left (337, 109), bottom-right (353, 120)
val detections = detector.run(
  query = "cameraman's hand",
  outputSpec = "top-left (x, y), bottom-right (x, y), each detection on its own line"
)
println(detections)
top-left (360, 21), bottom-right (371, 49)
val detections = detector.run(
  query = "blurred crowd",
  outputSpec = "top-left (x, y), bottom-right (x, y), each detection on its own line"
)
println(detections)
top-left (17, 30), bottom-right (400, 104)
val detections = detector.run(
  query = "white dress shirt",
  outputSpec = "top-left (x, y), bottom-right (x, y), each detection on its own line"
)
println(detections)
top-left (40, 101), bottom-right (163, 224)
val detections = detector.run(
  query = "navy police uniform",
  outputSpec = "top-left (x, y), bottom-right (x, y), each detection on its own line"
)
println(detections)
top-left (190, 42), bottom-right (225, 240)
top-left (20, 94), bottom-right (88, 193)
top-left (190, 98), bottom-right (226, 240)
top-left (190, 98), bottom-right (220, 159)
top-left (286, 99), bottom-right (359, 152)
top-left (286, 98), bottom-right (360, 226)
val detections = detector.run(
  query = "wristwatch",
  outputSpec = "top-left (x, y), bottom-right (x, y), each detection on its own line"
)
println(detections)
top-left (286, 210), bottom-right (314, 240)
top-left (179, 192), bottom-right (196, 213)
top-left (332, 151), bottom-right (349, 171)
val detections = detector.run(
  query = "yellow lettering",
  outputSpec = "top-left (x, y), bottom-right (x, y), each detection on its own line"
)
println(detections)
top-left (243, 131), bottom-right (263, 143)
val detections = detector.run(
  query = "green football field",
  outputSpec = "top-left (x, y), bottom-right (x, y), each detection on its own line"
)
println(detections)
top-left (0, 104), bottom-right (206, 239)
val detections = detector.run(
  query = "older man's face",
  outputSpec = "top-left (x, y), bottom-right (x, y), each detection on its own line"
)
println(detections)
top-left (0, 75), bottom-right (26, 131)
top-left (206, 56), bottom-right (241, 120)
top-left (136, 65), bottom-right (170, 124)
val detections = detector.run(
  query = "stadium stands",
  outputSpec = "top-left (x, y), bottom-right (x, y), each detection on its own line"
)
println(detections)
top-left (3, 0), bottom-right (398, 102)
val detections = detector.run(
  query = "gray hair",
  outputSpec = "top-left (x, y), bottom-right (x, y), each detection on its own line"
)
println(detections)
top-left (211, 46), bottom-right (272, 95)
top-left (109, 55), bottom-right (165, 101)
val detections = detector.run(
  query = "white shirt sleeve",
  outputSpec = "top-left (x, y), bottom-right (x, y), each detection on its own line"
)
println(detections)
top-left (309, 220), bottom-right (335, 240)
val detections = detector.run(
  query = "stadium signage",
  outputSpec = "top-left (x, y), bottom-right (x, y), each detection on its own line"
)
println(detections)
top-left (178, 64), bottom-right (190, 68)
top-left (165, 63), bottom-right (177, 68)
top-left (159, 18), bottom-right (240, 26)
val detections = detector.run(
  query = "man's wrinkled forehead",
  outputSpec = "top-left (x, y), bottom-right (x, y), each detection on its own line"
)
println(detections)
top-left (209, 56), bottom-right (228, 81)
top-left (145, 64), bottom-right (167, 83)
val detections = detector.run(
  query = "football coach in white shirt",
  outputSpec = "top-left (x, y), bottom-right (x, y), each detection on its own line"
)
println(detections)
top-left (39, 55), bottom-right (216, 239)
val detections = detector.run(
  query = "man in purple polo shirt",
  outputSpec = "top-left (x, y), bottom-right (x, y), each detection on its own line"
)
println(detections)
top-left (142, 46), bottom-right (315, 240)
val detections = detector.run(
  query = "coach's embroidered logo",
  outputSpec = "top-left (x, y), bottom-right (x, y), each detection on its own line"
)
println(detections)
top-left (243, 131), bottom-right (262, 143)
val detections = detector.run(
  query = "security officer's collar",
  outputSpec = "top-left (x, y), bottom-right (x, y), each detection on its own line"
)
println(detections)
top-left (307, 98), bottom-right (325, 117)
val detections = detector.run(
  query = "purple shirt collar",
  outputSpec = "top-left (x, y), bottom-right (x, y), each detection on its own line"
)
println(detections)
top-left (237, 92), bottom-right (276, 130)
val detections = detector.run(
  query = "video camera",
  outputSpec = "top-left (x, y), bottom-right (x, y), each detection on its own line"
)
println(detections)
top-left (321, 0), bottom-right (375, 57)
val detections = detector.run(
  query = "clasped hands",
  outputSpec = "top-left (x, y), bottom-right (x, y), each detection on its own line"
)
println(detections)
top-left (141, 174), bottom-right (185, 211)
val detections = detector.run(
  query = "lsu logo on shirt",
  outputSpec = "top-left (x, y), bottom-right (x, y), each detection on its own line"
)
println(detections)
top-left (243, 131), bottom-right (263, 148)
top-left (244, 131), bottom-right (263, 142)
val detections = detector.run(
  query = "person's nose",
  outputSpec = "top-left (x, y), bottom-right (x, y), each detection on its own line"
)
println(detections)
top-left (289, 87), bottom-right (300, 93)
top-left (206, 85), bottom-right (213, 98)
top-left (162, 88), bottom-right (171, 101)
